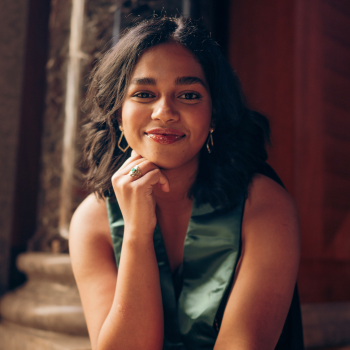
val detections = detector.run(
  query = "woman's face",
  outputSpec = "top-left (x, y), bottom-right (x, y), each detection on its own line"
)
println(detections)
top-left (120, 42), bottom-right (212, 170)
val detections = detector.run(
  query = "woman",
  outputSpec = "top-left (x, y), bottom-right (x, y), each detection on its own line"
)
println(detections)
top-left (70, 16), bottom-right (304, 350)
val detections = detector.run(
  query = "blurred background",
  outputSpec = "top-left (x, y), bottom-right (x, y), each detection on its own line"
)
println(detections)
top-left (0, 0), bottom-right (350, 349)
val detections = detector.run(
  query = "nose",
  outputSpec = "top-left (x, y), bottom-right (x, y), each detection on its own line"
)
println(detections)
top-left (151, 96), bottom-right (179, 123)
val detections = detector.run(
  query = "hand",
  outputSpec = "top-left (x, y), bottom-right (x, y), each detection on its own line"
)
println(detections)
top-left (111, 150), bottom-right (170, 240)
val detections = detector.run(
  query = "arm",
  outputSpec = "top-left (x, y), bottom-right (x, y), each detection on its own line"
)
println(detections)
top-left (214, 174), bottom-right (301, 350)
top-left (70, 152), bottom-right (169, 350)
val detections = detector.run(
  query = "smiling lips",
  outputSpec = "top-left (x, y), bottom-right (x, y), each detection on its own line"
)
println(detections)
top-left (145, 128), bottom-right (186, 145)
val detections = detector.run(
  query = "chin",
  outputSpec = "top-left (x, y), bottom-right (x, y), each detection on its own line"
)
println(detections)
top-left (147, 157), bottom-right (182, 170)
top-left (134, 144), bottom-right (200, 170)
top-left (146, 153), bottom-right (199, 172)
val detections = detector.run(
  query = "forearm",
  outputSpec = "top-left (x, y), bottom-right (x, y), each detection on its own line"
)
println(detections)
top-left (97, 234), bottom-right (164, 350)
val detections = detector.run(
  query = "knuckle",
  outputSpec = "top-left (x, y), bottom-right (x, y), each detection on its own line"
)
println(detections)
top-left (111, 176), bottom-right (118, 186)
top-left (112, 176), bottom-right (127, 191)
top-left (120, 177), bottom-right (130, 189)
top-left (111, 171), bottom-right (121, 182)
top-left (131, 182), bottom-right (143, 194)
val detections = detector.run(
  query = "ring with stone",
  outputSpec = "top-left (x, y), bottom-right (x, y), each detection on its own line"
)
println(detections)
top-left (128, 165), bottom-right (142, 178)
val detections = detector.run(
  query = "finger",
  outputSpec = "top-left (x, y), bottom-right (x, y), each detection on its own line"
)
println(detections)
top-left (131, 161), bottom-right (160, 180)
top-left (138, 168), bottom-right (170, 193)
top-left (121, 159), bottom-right (152, 176)
top-left (158, 173), bottom-right (170, 192)
top-left (119, 152), bottom-right (142, 171)
top-left (131, 149), bottom-right (141, 158)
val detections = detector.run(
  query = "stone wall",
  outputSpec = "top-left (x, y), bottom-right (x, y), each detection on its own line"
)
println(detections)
top-left (30, 0), bottom-right (184, 253)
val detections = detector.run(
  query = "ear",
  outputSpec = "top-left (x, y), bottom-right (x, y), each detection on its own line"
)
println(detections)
top-left (116, 109), bottom-right (123, 129)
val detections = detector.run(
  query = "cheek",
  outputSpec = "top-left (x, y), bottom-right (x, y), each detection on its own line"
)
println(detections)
top-left (190, 107), bottom-right (212, 133)
top-left (121, 103), bottom-right (148, 130)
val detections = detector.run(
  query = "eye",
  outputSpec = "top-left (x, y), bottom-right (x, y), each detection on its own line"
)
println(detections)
top-left (133, 92), bottom-right (155, 99)
top-left (178, 92), bottom-right (201, 100)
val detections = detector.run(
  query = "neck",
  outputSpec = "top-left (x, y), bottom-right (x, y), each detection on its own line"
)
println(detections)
top-left (153, 157), bottom-right (198, 210)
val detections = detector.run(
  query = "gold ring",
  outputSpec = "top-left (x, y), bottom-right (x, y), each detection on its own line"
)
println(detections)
top-left (128, 165), bottom-right (142, 178)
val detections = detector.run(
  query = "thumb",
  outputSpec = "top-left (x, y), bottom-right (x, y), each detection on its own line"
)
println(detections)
top-left (131, 149), bottom-right (140, 158)
top-left (157, 173), bottom-right (170, 192)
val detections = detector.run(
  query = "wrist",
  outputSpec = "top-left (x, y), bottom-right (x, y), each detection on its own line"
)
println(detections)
top-left (120, 234), bottom-right (156, 265)
top-left (123, 228), bottom-right (155, 246)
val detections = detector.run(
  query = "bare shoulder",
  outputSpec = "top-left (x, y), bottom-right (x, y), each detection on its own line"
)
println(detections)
top-left (242, 173), bottom-right (301, 262)
top-left (70, 193), bottom-right (111, 244)
top-left (69, 193), bottom-right (114, 277)
top-left (245, 174), bottom-right (297, 214)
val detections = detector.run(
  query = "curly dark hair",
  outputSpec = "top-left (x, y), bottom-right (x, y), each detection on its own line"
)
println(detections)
top-left (82, 16), bottom-right (270, 208)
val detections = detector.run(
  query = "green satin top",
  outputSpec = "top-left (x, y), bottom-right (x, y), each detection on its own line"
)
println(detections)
top-left (106, 196), bottom-right (244, 349)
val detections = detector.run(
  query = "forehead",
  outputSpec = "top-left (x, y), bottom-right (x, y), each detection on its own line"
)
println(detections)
top-left (131, 43), bottom-right (206, 81)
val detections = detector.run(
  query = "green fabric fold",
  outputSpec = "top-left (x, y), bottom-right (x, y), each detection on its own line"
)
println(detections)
top-left (106, 197), bottom-right (244, 349)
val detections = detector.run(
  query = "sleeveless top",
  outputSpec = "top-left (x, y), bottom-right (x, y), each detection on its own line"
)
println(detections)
top-left (106, 165), bottom-right (304, 349)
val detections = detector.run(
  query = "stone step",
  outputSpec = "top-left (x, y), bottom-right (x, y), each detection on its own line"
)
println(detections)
top-left (0, 321), bottom-right (91, 350)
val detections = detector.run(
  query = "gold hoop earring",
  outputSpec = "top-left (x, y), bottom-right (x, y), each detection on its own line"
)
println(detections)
top-left (206, 128), bottom-right (214, 154)
top-left (118, 127), bottom-right (130, 152)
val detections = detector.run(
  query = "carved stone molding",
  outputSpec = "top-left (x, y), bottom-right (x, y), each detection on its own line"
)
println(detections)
top-left (0, 252), bottom-right (90, 350)
top-left (0, 253), bottom-right (87, 336)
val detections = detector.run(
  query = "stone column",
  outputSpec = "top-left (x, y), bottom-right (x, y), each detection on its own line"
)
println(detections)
top-left (0, 0), bottom-right (29, 295)
top-left (29, 0), bottom-right (117, 253)
top-left (0, 0), bottom-right (116, 349)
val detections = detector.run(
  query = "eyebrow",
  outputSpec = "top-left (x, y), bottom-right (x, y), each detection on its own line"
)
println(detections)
top-left (130, 77), bottom-right (156, 86)
top-left (175, 76), bottom-right (207, 89)
top-left (130, 76), bottom-right (207, 89)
